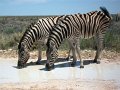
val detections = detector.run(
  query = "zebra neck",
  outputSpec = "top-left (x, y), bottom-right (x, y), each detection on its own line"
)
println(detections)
top-left (22, 38), bottom-right (34, 51)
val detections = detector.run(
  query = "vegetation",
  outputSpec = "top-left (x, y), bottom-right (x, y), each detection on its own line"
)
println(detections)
top-left (0, 14), bottom-right (120, 52)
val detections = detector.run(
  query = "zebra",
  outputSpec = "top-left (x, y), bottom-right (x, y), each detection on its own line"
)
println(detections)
top-left (46, 7), bottom-right (112, 71)
top-left (17, 16), bottom-right (74, 69)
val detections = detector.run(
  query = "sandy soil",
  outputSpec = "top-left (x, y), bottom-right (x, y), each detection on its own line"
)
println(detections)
top-left (0, 79), bottom-right (119, 90)
top-left (0, 50), bottom-right (120, 90)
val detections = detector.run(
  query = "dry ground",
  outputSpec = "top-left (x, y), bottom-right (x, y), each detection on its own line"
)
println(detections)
top-left (0, 79), bottom-right (119, 90)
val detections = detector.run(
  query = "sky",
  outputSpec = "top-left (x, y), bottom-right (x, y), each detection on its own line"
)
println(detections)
top-left (0, 0), bottom-right (120, 16)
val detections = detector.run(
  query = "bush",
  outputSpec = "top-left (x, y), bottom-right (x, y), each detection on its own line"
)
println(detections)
top-left (0, 15), bottom-right (120, 52)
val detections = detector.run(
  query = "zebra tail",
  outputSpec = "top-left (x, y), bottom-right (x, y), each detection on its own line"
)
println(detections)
top-left (100, 6), bottom-right (112, 19)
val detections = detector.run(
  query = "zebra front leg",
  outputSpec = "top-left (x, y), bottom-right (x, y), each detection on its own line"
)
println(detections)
top-left (93, 33), bottom-right (104, 64)
top-left (71, 43), bottom-right (77, 67)
top-left (66, 47), bottom-right (73, 61)
top-left (36, 42), bottom-right (42, 65)
top-left (76, 39), bottom-right (84, 68)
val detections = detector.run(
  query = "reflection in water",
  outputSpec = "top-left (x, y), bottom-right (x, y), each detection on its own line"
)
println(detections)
top-left (0, 59), bottom-right (120, 84)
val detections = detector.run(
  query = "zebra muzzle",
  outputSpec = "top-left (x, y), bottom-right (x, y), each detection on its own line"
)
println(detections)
top-left (17, 61), bottom-right (27, 69)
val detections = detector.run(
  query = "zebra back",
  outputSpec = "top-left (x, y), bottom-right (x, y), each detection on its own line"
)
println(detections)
top-left (18, 16), bottom-right (65, 50)
top-left (47, 7), bottom-right (112, 49)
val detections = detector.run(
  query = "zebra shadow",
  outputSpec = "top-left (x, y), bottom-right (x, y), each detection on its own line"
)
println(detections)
top-left (14, 58), bottom-right (94, 69)
top-left (26, 57), bottom-right (69, 66)
top-left (40, 59), bottom-right (94, 71)
top-left (13, 57), bottom-right (69, 69)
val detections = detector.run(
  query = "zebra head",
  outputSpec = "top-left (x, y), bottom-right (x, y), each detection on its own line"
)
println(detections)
top-left (46, 41), bottom-right (58, 70)
top-left (17, 42), bottom-right (30, 69)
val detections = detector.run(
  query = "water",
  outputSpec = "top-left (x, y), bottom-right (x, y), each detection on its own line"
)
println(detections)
top-left (0, 58), bottom-right (120, 84)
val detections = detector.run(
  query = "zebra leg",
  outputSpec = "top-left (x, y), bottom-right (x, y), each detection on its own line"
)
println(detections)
top-left (66, 46), bottom-right (73, 61)
top-left (71, 43), bottom-right (77, 67)
top-left (66, 48), bottom-right (71, 61)
top-left (76, 39), bottom-right (84, 68)
top-left (36, 42), bottom-right (42, 65)
top-left (93, 33), bottom-right (104, 64)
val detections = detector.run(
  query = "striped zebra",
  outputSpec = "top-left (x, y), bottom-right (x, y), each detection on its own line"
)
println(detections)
top-left (17, 16), bottom-right (74, 68)
top-left (46, 7), bottom-right (112, 71)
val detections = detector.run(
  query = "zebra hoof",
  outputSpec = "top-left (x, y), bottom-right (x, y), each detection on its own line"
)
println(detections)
top-left (96, 61), bottom-right (100, 64)
top-left (66, 57), bottom-right (70, 61)
top-left (36, 60), bottom-right (41, 65)
top-left (71, 62), bottom-right (76, 67)
top-left (70, 56), bottom-right (73, 59)
top-left (80, 65), bottom-right (84, 68)
top-left (45, 63), bottom-right (54, 71)
top-left (66, 56), bottom-right (73, 61)
top-left (93, 60), bottom-right (97, 63)
top-left (93, 60), bottom-right (100, 64)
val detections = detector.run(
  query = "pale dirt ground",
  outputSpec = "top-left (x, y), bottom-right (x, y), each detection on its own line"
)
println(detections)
top-left (0, 79), bottom-right (119, 90)
top-left (0, 50), bottom-right (120, 90)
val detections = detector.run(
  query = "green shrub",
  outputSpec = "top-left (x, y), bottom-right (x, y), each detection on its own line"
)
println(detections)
top-left (0, 16), bottom-right (120, 52)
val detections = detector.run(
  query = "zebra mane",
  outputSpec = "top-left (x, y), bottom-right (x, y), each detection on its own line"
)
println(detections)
top-left (100, 7), bottom-right (111, 19)
top-left (18, 22), bottom-right (36, 49)
top-left (28, 22), bottom-right (36, 29)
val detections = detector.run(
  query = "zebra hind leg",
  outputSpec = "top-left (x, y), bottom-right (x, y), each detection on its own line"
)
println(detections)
top-left (93, 33), bottom-right (104, 64)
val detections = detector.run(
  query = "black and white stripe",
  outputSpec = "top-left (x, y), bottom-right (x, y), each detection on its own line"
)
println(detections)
top-left (17, 16), bottom-right (67, 68)
top-left (46, 7), bottom-right (112, 70)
